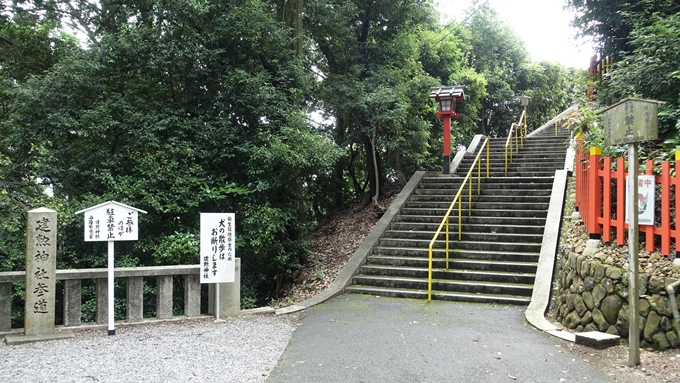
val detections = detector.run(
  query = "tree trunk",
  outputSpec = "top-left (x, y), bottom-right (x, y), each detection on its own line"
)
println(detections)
top-left (394, 145), bottom-right (406, 185)
top-left (479, 106), bottom-right (488, 136)
top-left (333, 115), bottom-right (346, 208)
top-left (277, 0), bottom-right (303, 56)
top-left (362, 132), bottom-right (384, 205)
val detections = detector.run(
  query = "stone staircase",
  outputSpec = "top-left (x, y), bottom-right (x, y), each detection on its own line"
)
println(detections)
top-left (345, 128), bottom-right (571, 304)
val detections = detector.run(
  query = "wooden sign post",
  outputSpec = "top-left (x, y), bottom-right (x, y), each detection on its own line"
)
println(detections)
top-left (76, 201), bottom-right (147, 335)
top-left (599, 98), bottom-right (663, 367)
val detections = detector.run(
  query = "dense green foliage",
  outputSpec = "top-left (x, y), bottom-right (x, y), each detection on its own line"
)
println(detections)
top-left (464, 4), bottom-right (574, 136)
top-left (567, 0), bottom-right (679, 60)
top-left (1, 0), bottom-right (576, 307)
top-left (569, 0), bottom-right (680, 153)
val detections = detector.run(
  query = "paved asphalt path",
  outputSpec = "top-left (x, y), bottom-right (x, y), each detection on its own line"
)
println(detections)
top-left (268, 294), bottom-right (614, 383)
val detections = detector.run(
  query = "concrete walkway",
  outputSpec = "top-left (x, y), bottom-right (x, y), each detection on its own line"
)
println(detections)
top-left (268, 294), bottom-right (613, 383)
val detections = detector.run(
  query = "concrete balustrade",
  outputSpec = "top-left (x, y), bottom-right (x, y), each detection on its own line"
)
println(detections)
top-left (0, 265), bottom-right (203, 334)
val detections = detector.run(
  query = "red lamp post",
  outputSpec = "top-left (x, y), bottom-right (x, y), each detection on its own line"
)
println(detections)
top-left (430, 86), bottom-right (466, 174)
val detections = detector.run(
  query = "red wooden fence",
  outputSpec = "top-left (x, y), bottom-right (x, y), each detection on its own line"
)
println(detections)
top-left (575, 140), bottom-right (680, 256)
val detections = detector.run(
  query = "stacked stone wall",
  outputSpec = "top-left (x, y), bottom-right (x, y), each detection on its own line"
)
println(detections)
top-left (555, 251), bottom-right (680, 350)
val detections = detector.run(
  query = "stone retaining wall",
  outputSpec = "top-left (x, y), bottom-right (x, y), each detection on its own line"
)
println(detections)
top-left (555, 251), bottom-right (680, 350)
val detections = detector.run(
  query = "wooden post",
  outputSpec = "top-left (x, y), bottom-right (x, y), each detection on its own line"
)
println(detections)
top-left (661, 160), bottom-right (671, 255)
top-left (644, 160), bottom-right (655, 252)
top-left (675, 152), bottom-right (680, 255)
top-left (603, 156), bottom-right (612, 242)
top-left (628, 143), bottom-right (640, 367)
top-left (588, 147), bottom-right (603, 235)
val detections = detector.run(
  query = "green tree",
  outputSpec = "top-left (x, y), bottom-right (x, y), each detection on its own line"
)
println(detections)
top-left (305, 0), bottom-right (477, 207)
top-left (464, 4), bottom-right (530, 136)
top-left (567, 0), bottom-right (678, 59)
top-left (0, 12), bottom-right (78, 271)
top-left (518, 61), bottom-right (575, 130)
top-left (4, 0), bottom-right (339, 303)
top-left (600, 11), bottom-right (680, 146)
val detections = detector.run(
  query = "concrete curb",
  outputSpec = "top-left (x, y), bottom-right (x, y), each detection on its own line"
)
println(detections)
top-left (276, 171), bottom-right (427, 315)
top-left (565, 138), bottom-right (576, 174)
top-left (524, 169), bottom-right (576, 342)
top-left (450, 134), bottom-right (486, 175)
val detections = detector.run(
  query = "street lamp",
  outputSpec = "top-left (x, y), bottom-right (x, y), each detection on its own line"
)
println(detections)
top-left (520, 95), bottom-right (530, 107)
top-left (430, 85), bottom-right (465, 174)
top-left (521, 95), bottom-right (530, 135)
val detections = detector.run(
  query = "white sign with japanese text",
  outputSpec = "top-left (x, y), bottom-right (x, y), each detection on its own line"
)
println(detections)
top-left (200, 213), bottom-right (236, 284)
top-left (76, 201), bottom-right (145, 242)
top-left (626, 175), bottom-right (655, 225)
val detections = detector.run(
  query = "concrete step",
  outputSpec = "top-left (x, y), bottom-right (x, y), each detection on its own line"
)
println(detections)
top-left (416, 182), bottom-right (554, 191)
top-left (345, 128), bottom-right (569, 305)
top-left (398, 207), bottom-right (548, 218)
top-left (404, 201), bottom-right (550, 210)
top-left (383, 230), bottom-right (544, 243)
top-left (367, 252), bottom-right (538, 274)
top-left (389, 222), bottom-right (546, 235)
top-left (376, 238), bottom-right (541, 253)
top-left (394, 214), bottom-right (547, 226)
top-left (371, 248), bottom-right (539, 263)
top-left (414, 187), bottom-right (553, 196)
top-left (408, 194), bottom-right (551, 203)
top-left (351, 275), bottom-right (534, 297)
top-left (344, 286), bottom-right (531, 305)
top-left (359, 265), bottom-right (536, 284)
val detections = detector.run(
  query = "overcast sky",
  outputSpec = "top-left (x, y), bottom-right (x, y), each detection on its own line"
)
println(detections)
top-left (436, 0), bottom-right (596, 69)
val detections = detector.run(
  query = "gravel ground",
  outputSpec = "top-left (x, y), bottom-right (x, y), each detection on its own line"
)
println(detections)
top-left (0, 314), bottom-right (299, 383)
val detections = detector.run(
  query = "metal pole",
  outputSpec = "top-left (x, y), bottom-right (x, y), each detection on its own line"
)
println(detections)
top-left (443, 116), bottom-right (451, 174)
top-left (628, 143), bottom-right (640, 366)
top-left (215, 283), bottom-right (220, 320)
top-left (108, 240), bottom-right (115, 336)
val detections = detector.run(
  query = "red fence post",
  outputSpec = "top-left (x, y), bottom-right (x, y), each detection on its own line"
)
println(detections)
top-left (587, 147), bottom-right (603, 237)
top-left (661, 160), bottom-right (671, 255)
top-left (675, 152), bottom-right (680, 256)
top-left (602, 156), bottom-right (612, 242)
top-left (644, 160), bottom-right (655, 252)
top-left (575, 140), bottom-right (584, 212)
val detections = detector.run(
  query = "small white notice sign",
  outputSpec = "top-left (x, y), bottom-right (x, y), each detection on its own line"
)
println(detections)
top-left (626, 175), bottom-right (655, 225)
top-left (75, 200), bottom-right (147, 336)
top-left (76, 201), bottom-right (146, 241)
top-left (200, 213), bottom-right (236, 284)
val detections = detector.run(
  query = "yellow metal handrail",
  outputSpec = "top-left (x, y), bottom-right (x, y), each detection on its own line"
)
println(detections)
top-left (427, 138), bottom-right (490, 301)
top-left (504, 110), bottom-right (527, 176)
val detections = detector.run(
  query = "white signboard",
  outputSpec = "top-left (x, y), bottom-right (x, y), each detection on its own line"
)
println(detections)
top-left (76, 201), bottom-right (144, 241)
top-left (626, 175), bottom-right (655, 225)
top-left (200, 213), bottom-right (235, 284)
top-left (75, 200), bottom-right (146, 336)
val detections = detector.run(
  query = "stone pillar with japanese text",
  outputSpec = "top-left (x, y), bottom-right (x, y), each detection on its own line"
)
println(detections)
top-left (5, 208), bottom-right (74, 345)
top-left (24, 208), bottom-right (58, 336)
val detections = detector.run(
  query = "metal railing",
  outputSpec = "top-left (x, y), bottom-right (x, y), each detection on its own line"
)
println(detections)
top-left (427, 138), bottom-right (490, 301)
top-left (504, 110), bottom-right (527, 176)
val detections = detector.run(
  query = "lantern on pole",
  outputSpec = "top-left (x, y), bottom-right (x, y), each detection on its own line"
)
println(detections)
top-left (520, 95), bottom-right (530, 107)
top-left (521, 95), bottom-right (530, 134)
top-left (430, 85), bottom-right (465, 174)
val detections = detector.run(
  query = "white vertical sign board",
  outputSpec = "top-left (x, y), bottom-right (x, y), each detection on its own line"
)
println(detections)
top-left (200, 213), bottom-right (235, 284)
top-left (75, 201), bottom-right (147, 335)
top-left (625, 175), bottom-right (655, 225)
